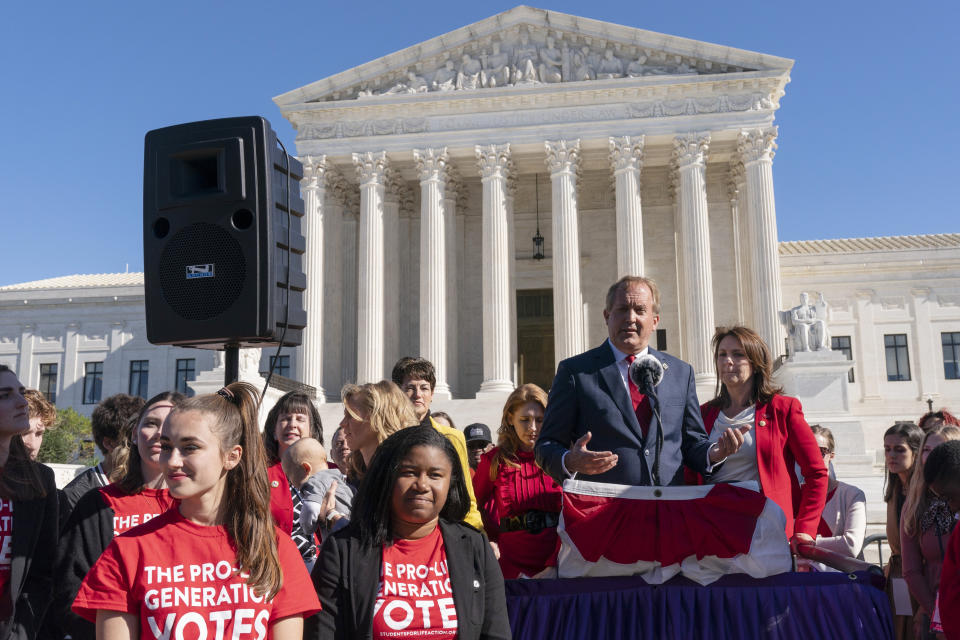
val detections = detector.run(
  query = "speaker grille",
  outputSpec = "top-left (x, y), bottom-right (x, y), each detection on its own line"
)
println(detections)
top-left (159, 222), bottom-right (246, 321)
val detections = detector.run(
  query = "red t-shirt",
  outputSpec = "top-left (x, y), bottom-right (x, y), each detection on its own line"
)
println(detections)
top-left (72, 507), bottom-right (321, 635)
top-left (0, 497), bottom-right (12, 596)
top-left (372, 526), bottom-right (457, 639)
top-left (99, 484), bottom-right (176, 535)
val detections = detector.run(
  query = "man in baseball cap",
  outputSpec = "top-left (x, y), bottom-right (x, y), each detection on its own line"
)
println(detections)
top-left (464, 423), bottom-right (495, 473)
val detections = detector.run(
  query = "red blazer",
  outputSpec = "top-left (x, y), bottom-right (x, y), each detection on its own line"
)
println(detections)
top-left (700, 394), bottom-right (828, 539)
top-left (268, 462), bottom-right (294, 535)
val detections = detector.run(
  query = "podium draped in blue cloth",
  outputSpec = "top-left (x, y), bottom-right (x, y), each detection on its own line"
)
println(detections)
top-left (505, 571), bottom-right (892, 640)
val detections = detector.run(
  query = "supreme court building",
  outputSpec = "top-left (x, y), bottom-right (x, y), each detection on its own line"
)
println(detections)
top-left (274, 6), bottom-right (794, 402)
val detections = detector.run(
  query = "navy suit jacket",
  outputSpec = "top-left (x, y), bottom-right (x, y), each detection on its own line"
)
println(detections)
top-left (535, 341), bottom-right (712, 486)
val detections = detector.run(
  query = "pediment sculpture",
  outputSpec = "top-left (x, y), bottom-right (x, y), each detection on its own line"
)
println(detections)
top-left (336, 26), bottom-right (749, 101)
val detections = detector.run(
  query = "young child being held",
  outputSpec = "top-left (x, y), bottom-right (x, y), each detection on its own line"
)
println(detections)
top-left (282, 437), bottom-right (355, 538)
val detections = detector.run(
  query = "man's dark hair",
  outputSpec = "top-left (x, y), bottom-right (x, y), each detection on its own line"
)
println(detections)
top-left (351, 425), bottom-right (469, 546)
top-left (924, 439), bottom-right (960, 488)
top-left (391, 357), bottom-right (436, 391)
top-left (91, 394), bottom-right (146, 455)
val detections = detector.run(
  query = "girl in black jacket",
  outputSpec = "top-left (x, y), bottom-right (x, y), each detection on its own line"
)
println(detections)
top-left (0, 364), bottom-right (58, 640)
top-left (307, 425), bottom-right (511, 640)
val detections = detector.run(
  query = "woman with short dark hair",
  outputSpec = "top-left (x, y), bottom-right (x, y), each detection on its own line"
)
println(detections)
top-left (307, 426), bottom-right (510, 640)
top-left (263, 391), bottom-right (324, 566)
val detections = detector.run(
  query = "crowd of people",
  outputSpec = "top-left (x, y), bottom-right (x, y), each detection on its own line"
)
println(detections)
top-left (1, 274), bottom-right (959, 639)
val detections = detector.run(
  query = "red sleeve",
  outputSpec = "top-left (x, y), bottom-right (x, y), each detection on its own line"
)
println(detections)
top-left (70, 539), bottom-right (137, 622)
top-left (268, 464), bottom-right (294, 535)
top-left (271, 531), bottom-right (322, 620)
top-left (784, 397), bottom-right (828, 538)
top-left (940, 524), bottom-right (960, 638)
top-left (472, 450), bottom-right (499, 541)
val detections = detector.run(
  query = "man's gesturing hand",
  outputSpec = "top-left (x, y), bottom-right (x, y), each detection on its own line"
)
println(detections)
top-left (565, 431), bottom-right (618, 475)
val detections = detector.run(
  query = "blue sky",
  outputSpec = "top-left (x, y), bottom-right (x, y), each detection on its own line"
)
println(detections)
top-left (2, 0), bottom-right (957, 286)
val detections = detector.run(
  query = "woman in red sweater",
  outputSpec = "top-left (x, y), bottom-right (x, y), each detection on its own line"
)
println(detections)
top-left (473, 384), bottom-right (562, 579)
top-left (700, 326), bottom-right (828, 547)
top-left (263, 391), bottom-right (324, 564)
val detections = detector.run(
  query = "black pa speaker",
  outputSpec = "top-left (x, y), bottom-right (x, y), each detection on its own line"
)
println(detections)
top-left (143, 116), bottom-right (306, 349)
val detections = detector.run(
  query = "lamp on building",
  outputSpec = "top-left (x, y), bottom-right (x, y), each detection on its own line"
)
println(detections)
top-left (532, 174), bottom-right (545, 260)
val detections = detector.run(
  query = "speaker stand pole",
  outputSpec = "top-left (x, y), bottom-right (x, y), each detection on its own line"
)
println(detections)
top-left (224, 344), bottom-right (240, 386)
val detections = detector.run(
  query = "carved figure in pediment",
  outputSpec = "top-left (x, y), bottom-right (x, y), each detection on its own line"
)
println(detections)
top-left (626, 54), bottom-right (648, 78)
top-left (596, 48), bottom-right (624, 79)
top-left (675, 60), bottom-right (698, 75)
top-left (382, 70), bottom-right (428, 95)
top-left (538, 35), bottom-right (563, 83)
top-left (512, 29), bottom-right (539, 84)
top-left (571, 46), bottom-right (595, 81)
top-left (456, 53), bottom-right (482, 90)
top-left (432, 59), bottom-right (457, 91)
top-left (481, 40), bottom-right (511, 88)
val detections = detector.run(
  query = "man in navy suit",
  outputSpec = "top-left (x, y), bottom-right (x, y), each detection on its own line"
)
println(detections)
top-left (536, 276), bottom-right (746, 486)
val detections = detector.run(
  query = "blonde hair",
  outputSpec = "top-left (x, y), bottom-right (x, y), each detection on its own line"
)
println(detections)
top-left (489, 384), bottom-right (548, 481)
top-left (902, 424), bottom-right (960, 536)
top-left (341, 380), bottom-right (419, 482)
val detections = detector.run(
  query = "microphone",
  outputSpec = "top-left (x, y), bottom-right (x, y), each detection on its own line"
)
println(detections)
top-left (628, 353), bottom-right (666, 486)
top-left (628, 353), bottom-right (664, 396)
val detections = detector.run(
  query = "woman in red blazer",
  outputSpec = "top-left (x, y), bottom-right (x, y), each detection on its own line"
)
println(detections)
top-left (700, 326), bottom-right (828, 546)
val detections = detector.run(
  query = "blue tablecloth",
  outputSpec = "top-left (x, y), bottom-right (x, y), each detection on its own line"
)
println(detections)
top-left (505, 571), bottom-right (892, 640)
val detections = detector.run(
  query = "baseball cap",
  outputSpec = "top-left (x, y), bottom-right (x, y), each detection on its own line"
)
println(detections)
top-left (463, 423), bottom-right (493, 445)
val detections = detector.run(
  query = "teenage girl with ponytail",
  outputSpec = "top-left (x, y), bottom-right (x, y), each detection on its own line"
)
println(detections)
top-left (73, 382), bottom-right (320, 638)
top-left (0, 364), bottom-right (58, 640)
top-left (50, 391), bottom-right (184, 640)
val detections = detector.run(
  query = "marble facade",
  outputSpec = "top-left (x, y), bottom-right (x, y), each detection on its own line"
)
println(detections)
top-left (274, 6), bottom-right (793, 402)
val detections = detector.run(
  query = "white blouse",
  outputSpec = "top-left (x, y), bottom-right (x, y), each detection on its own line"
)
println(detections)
top-left (707, 406), bottom-right (759, 484)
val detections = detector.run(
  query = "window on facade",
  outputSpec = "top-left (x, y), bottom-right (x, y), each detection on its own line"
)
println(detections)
top-left (943, 332), bottom-right (960, 380)
top-left (83, 361), bottom-right (104, 404)
top-left (884, 334), bottom-right (911, 382)
top-left (175, 359), bottom-right (196, 397)
top-left (129, 360), bottom-right (149, 398)
top-left (39, 363), bottom-right (58, 403)
top-left (269, 355), bottom-right (290, 378)
top-left (831, 336), bottom-right (855, 383)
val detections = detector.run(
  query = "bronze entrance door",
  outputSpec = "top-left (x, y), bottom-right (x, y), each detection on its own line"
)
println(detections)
top-left (516, 289), bottom-right (555, 391)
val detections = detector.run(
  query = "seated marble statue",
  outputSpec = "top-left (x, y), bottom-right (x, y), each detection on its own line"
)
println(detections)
top-left (382, 71), bottom-right (427, 95)
top-left (481, 41), bottom-right (511, 88)
top-left (538, 35), bottom-right (564, 83)
top-left (596, 48), bottom-right (624, 79)
top-left (571, 46), bottom-right (595, 81)
top-left (456, 53), bottom-right (482, 90)
top-left (512, 30), bottom-right (539, 83)
top-left (785, 292), bottom-right (830, 352)
top-left (626, 54), bottom-right (648, 77)
top-left (432, 59), bottom-right (457, 91)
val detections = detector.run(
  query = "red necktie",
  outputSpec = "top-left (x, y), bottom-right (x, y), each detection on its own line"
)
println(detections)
top-left (625, 354), bottom-right (652, 439)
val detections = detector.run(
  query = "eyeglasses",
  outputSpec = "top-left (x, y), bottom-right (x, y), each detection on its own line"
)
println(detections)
top-left (819, 447), bottom-right (833, 457)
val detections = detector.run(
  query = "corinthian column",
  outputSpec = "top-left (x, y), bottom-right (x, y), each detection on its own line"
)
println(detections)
top-left (545, 139), bottom-right (585, 364)
top-left (672, 133), bottom-right (715, 378)
top-left (413, 147), bottom-right (451, 398)
top-left (609, 136), bottom-right (645, 277)
top-left (352, 151), bottom-right (388, 384)
top-left (475, 144), bottom-right (515, 395)
top-left (296, 155), bottom-right (327, 398)
top-left (738, 127), bottom-right (784, 360)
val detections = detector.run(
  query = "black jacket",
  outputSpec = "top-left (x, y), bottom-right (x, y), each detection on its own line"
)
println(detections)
top-left (0, 464), bottom-right (58, 640)
top-left (40, 487), bottom-right (112, 640)
top-left (306, 519), bottom-right (511, 640)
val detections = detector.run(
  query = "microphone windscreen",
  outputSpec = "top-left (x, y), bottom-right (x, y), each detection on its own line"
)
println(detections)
top-left (629, 354), bottom-right (664, 394)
